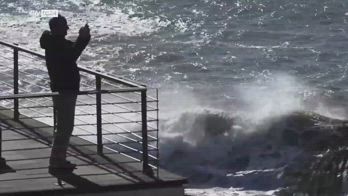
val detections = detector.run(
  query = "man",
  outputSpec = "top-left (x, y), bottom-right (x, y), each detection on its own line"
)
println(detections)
top-left (40, 14), bottom-right (90, 169)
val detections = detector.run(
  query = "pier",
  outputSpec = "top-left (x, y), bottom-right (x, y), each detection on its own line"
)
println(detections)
top-left (0, 41), bottom-right (186, 195)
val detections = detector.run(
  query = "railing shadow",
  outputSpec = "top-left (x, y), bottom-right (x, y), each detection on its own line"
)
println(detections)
top-left (48, 168), bottom-right (101, 191)
top-left (100, 153), bottom-right (156, 181)
top-left (1, 116), bottom-right (153, 183)
top-left (0, 162), bottom-right (15, 174)
top-left (67, 144), bottom-right (143, 183)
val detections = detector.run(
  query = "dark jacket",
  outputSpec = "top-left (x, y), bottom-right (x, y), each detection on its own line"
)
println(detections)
top-left (40, 31), bottom-right (90, 92)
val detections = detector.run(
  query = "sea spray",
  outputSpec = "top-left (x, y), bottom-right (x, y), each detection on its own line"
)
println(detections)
top-left (158, 73), bottom-right (348, 190)
top-left (233, 73), bottom-right (307, 132)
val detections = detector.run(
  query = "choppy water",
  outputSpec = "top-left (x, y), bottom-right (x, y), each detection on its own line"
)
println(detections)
top-left (2, 0), bottom-right (348, 195)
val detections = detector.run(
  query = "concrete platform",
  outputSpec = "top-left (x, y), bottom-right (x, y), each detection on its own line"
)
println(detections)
top-left (0, 109), bottom-right (186, 196)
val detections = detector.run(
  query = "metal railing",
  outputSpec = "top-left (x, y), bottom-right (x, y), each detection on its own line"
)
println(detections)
top-left (0, 40), bottom-right (159, 176)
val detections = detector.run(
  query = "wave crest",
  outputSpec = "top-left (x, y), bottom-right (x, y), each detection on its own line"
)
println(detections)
top-left (160, 109), bottom-right (348, 189)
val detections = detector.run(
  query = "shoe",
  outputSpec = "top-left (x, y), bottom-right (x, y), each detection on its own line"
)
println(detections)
top-left (49, 160), bottom-right (77, 169)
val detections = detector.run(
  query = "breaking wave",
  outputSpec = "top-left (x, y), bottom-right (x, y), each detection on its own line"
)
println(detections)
top-left (160, 108), bottom-right (348, 191)
top-left (158, 74), bottom-right (348, 193)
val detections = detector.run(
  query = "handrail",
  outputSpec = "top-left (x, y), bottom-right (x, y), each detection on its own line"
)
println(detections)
top-left (79, 67), bottom-right (146, 88)
top-left (0, 40), bottom-right (45, 59)
top-left (0, 40), bottom-right (146, 88)
top-left (0, 39), bottom-right (157, 176)
top-left (0, 88), bottom-right (147, 100)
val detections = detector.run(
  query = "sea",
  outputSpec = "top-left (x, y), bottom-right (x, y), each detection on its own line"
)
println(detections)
top-left (2, 0), bottom-right (348, 195)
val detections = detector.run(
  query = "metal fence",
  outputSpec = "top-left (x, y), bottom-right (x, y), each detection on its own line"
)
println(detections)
top-left (0, 40), bottom-right (159, 176)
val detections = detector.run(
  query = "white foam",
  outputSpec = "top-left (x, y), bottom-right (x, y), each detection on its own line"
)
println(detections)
top-left (186, 187), bottom-right (279, 196)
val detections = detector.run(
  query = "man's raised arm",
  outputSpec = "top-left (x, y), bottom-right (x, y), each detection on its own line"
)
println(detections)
top-left (72, 24), bottom-right (90, 62)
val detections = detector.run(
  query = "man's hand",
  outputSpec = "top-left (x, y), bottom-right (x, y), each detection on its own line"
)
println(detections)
top-left (79, 24), bottom-right (90, 39)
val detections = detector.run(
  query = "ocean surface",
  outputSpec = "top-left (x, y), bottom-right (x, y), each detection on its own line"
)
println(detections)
top-left (2, 0), bottom-right (348, 195)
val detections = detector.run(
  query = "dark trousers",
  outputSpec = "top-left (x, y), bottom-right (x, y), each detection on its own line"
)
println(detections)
top-left (50, 91), bottom-right (78, 163)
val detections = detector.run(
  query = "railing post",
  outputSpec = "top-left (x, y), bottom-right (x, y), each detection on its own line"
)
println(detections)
top-left (52, 103), bottom-right (57, 146)
top-left (0, 126), bottom-right (6, 170)
top-left (96, 75), bottom-right (103, 154)
top-left (141, 90), bottom-right (153, 176)
top-left (156, 88), bottom-right (159, 178)
top-left (13, 47), bottom-right (19, 120)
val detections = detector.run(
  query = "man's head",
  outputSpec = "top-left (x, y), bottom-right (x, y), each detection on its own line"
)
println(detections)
top-left (49, 14), bottom-right (69, 37)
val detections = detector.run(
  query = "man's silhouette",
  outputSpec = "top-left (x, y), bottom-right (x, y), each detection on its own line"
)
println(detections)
top-left (40, 14), bottom-right (90, 169)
